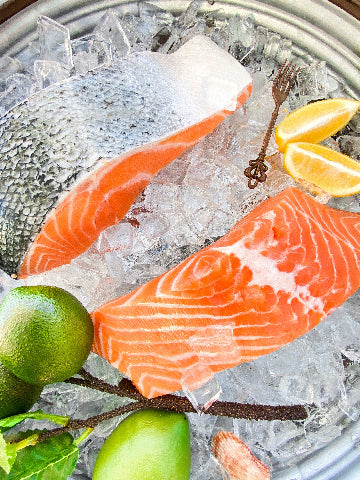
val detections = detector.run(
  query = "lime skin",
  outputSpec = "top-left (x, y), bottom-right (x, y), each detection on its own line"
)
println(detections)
top-left (0, 285), bottom-right (94, 386)
top-left (0, 359), bottom-right (42, 419)
top-left (92, 409), bottom-right (191, 480)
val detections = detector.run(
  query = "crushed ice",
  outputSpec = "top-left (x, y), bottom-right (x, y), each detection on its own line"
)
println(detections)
top-left (0, 1), bottom-right (360, 478)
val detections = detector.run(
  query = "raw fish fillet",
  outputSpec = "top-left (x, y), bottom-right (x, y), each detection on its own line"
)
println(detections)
top-left (92, 187), bottom-right (360, 398)
top-left (0, 36), bottom-right (252, 278)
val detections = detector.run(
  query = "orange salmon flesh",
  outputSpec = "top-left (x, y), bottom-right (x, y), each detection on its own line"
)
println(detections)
top-left (91, 187), bottom-right (360, 398)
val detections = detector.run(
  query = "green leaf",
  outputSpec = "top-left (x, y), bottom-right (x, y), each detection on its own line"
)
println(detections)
top-left (0, 411), bottom-right (69, 431)
top-left (0, 432), bottom-right (17, 474)
top-left (0, 432), bottom-right (78, 479)
top-left (0, 431), bottom-right (39, 474)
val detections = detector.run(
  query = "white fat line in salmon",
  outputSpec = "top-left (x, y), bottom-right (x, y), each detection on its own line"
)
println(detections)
top-left (112, 350), bottom-right (280, 371)
top-left (99, 326), bottom-right (283, 339)
top-left (290, 194), bottom-right (360, 251)
top-left (214, 243), bottom-right (325, 313)
top-left (97, 319), bottom-right (295, 334)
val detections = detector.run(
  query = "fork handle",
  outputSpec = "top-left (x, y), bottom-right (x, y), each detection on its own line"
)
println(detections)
top-left (258, 103), bottom-right (280, 159)
top-left (244, 102), bottom-right (281, 189)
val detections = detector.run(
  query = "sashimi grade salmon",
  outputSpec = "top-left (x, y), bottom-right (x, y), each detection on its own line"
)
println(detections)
top-left (0, 36), bottom-right (252, 278)
top-left (92, 187), bottom-right (360, 399)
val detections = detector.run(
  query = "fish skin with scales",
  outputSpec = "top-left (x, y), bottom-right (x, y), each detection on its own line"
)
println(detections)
top-left (0, 36), bottom-right (252, 278)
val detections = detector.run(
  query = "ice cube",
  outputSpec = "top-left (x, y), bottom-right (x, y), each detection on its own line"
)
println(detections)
top-left (245, 78), bottom-right (274, 127)
top-left (278, 373), bottom-right (315, 405)
top-left (104, 251), bottom-right (125, 285)
top-left (72, 33), bottom-right (112, 75)
top-left (156, 0), bottom-right (206, 54)
top-left (34, 60), bottom-right (70, 88)
top-left (254, 28), bottom-right (287, 77)
top-left (338, 134), bottom-right (360, 161)
top-left (94, 10), bottom-right (130, 59)
top-left (276, 38), bottom-right (293, 64)
top-left (118, 3), bottom-right (173, 52)
top-left (0, 73), bottom-right (34, 112)
top-left (37, 16), bottom-right (73, 68)
top-left (285, 327), bottom-right (347, 407)
top-left (138, 2), bottom-right (174, 51)
top-left (96, 222), bottom-right (135, 255)
top-left (326, 192), bottom-right (360, 212)
top-left (215, 368), bottom-right (249, 403)
top-left (289, 60), bottom-right (329, 107)
top-left (229, 15), bottom-right (256, 49)
top-left (84, 352), bottom-right (124, 386)
top-left (264, 167), bottom-right (298, 195)
top-left (184, 156), bottom-right (219, 190)
top-left (14, 40), bottom-right (40, 75)
top-left (348, 110), bottom-right (360, 133)
top-left (138, 1), bottom-right (174, 26)
top-left (266, 342), bottom-right (307, 377)
top-left (179, 0), bottom-right (203, 26)
top-left (188, 411), bottom-right (218, 478)
top-left (144, 183), bottom-right (183, 214)
top-left (328, 301), bottom-right (360, 361)
top-left (303, 403), bottom-right (344, 450)
top-left (92, 276), bottom-right (118, 310)
top-left (307, 422), bottom-right (342, 448)
top-left (192, 456), bottom-right (223, 480)
top-left (182, 370), bottom-right (222, 414)
top-left (265, 32), bottom-right (282, 59)
top-left (25, 250), bottom-right (110, 311)
top-left (230, 361), bottom-right (286, 406)
top-left (0, 56), bottom-right (24, 90)
top-left (271, 430), bottom-right (311, 464)
top-left (136, 212), bottom-right (170, 241)
top-left (152, 156), bottom-right (189, 185)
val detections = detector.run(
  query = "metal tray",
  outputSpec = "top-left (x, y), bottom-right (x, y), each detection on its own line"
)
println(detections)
top-left (0, 1), bottom-right (359, 478)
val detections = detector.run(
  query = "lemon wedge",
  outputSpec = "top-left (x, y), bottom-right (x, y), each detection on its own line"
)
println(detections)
top-left (276, 98), bottom-right (360, 153)
top-left (283, 142), bottom-right (360, 196)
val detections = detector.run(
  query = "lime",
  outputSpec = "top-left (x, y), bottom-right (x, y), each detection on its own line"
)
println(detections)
top-left (92, 409), bottom-right (191, 480)
top-left (0, 359), bottom-right (42, 419)
top-left (0, 286), bottom-right (94, 386)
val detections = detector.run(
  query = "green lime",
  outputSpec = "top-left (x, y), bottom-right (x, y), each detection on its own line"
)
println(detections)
top-left (0, 359), bottom-right (42, 419)
top-left (0, 285), bottom-right (94, 386)
top-left (92, 409), bottom-right (191, 480)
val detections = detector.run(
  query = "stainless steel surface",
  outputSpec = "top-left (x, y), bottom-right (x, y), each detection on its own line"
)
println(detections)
top-left (0, 1), bottom-right (360, 478)
top-left (0, 0), bottom-right (359, 96)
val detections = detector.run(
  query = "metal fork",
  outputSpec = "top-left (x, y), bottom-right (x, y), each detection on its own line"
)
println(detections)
top-left (244, 60), bottom-right (300, 189)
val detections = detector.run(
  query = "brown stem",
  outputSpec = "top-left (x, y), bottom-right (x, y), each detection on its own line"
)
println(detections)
top-left (64, 369), bottom-right (308, 421)
top-left (36, 402), bottom-right (143, 443)
top-left (28, 369), bottom-right (309, 444)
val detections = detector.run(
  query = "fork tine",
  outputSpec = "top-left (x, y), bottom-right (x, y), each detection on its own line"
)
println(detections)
top-left (284, 66), bottom-right (300, 95)
top-left (273, 59), bottom-right (290, 86)
top-left (278, 63), bottom-right (297, 89)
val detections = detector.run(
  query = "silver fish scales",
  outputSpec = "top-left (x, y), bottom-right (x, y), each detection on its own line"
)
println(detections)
top-left (0, 57), bottom-right (189, 275)
top-left (0, 36), bottom-right (252, 278)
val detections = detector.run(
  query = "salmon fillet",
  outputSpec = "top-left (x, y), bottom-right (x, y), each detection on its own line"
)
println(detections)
top-left (91, 187), bottom-right (360, 398)
top-left (0, 36), bottom-right (252, 278)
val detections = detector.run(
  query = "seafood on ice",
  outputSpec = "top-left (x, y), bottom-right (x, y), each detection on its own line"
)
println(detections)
top-left (0, 35), bottom-right (252, 278)
top-left (92, 187), bottom-right (360, 398)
